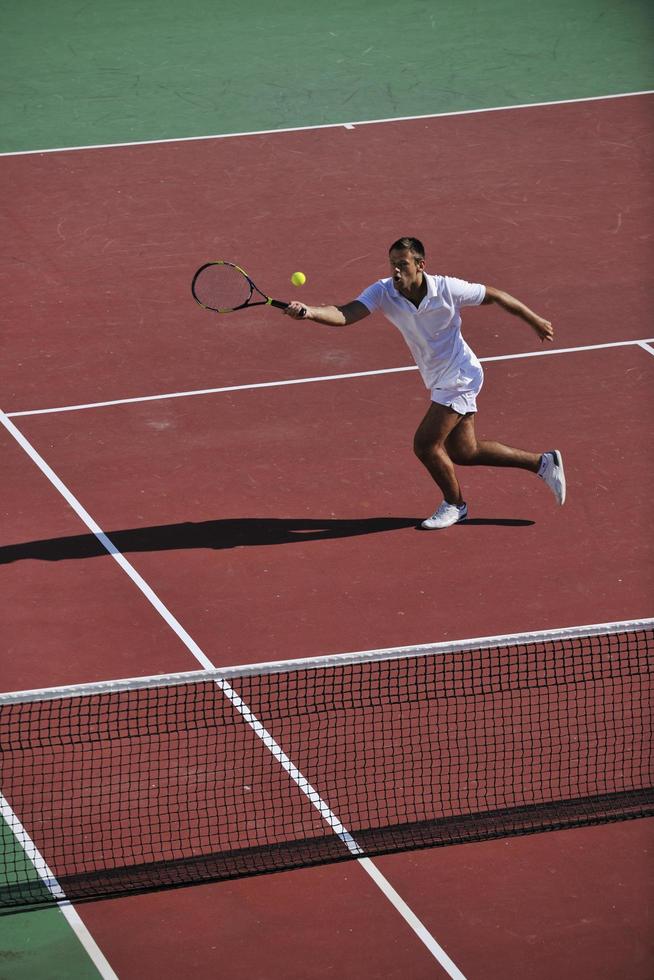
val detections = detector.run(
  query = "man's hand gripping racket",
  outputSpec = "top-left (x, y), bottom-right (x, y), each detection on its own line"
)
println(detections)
top-left (192, 261), bottom-right (307, 317)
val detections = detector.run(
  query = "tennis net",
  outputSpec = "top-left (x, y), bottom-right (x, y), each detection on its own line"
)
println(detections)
top-left (1, 619), bottom-right (652, 911)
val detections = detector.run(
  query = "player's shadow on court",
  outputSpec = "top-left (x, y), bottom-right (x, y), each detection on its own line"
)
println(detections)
top-left (0, 515), bottom-right (534, 563)
top-left (456, 518), bottom-right (536, 527)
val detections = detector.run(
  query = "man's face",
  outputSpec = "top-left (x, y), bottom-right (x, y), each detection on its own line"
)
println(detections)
top-left (389, 248), bottom-right (424, 294)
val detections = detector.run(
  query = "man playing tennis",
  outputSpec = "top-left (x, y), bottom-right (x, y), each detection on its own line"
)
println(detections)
top-left (283, 237), bottom-right (565, 529)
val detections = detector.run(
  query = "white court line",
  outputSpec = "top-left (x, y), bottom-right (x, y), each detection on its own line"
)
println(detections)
top-left (0, 407), bottom-right (467, 980)
top-left (0, 792), bottom-right (119, 980)
top-left (637, 341), bottom-right (654, 357)
top-left (6, 366), bottom-right (418, 417)
top-left (1, 89), bottom-right (651, 157)
top-left (7, 338), bottom-right (654, 419)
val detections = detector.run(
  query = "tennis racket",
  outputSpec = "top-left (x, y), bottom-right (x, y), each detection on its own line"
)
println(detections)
top-left (192, 261), bottom-right (293, 314)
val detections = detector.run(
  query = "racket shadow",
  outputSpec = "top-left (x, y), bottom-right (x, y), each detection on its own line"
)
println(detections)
top-left (0, 517), bottom-right (423, 564)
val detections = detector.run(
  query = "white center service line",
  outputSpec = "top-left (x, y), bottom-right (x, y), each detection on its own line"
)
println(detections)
top-left (6, 338), bottom-right (654, 419)
top-left (0, 406), bottom-right (467, 980)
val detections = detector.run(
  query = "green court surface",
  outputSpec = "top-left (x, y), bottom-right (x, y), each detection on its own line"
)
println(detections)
top-left (0, 0), bottom-right (652, 152)
top-left (0, 820), bottom-right (100, 978)
top-left (0, 910), bottom-right (100, 980)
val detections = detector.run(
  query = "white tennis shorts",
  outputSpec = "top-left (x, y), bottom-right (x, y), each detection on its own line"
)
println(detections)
top-left (431, 368), bottom-right (484, 414)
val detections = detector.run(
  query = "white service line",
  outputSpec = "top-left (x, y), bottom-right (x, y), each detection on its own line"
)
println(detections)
top-left (6, 338), bottom-right (654, 419)
top-left (480, 337), bottom-right (654, 362)
top-left (6, 366), bottom-right (420, 418)
top-left (0, 406), bottom-right (467, 980)
top-left (637, 341), bottom-right (654, 357)
top-left (1, 89), bottom-right (651, 157)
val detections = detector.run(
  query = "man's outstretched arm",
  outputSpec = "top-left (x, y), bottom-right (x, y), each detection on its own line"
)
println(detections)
top-left (283, 300), bottom-right (371, 326)
top-left (482, 285), bottom-right (553, 342)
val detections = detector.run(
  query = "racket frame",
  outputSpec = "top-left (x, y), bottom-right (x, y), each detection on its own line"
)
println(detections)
top-left (191, 261), bottom-right (289, 313)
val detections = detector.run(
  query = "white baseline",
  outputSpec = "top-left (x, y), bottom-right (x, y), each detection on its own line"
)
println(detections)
top-left (1, 89), bottom-right (651, 157)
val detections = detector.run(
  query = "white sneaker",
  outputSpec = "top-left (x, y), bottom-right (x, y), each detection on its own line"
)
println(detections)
top-left (539, 450), bottom-right (566, 505)
top-left (421, 501), bottom-right (468, 529)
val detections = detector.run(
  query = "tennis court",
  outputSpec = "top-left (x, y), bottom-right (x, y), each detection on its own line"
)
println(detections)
top-left (1, 2), bottom-right (653, 977)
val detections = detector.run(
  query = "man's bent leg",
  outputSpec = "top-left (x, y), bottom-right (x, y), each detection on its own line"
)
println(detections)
top-left (446, 415), bottom-right (541, 471)
top-left (413, 402), bottom-right (465, 504)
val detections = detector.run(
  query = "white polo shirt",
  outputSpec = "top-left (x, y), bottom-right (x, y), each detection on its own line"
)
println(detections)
top-left (357, 273), bottom-right (486, 394)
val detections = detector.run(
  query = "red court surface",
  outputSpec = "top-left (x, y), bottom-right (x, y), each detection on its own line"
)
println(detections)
top-left (2, 96), bottom-right (652, 411)
top-left (1, 94), bottom-right (653, 978)
top-left (73, 817), bottom-right (652, 980)
top-left (3, 345), bottom-right (653, 689)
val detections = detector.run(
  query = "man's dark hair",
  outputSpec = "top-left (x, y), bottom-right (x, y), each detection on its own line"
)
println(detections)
top-left (389, 237), bottom-right (425, 260)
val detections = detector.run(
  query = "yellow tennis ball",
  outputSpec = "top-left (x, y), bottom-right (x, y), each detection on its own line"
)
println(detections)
top-left (291, 271), bottom-right (306, 287)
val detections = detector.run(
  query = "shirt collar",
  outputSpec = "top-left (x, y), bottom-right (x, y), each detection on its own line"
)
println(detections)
top-left (423, 272), bottom-right (438, 300)
top-left (391, 272), bottom-right (436, 306)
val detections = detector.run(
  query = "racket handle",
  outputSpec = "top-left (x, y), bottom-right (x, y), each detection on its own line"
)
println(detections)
top-left (269, 299), bottom-right (289, 310)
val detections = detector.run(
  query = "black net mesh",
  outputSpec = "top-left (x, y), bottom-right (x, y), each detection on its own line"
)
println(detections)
top-left (1, 625), bottom-right (652, 911)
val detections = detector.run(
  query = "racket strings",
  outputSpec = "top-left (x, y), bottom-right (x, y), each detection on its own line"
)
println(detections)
top-left (193, 263), bottom-right (251, 312)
